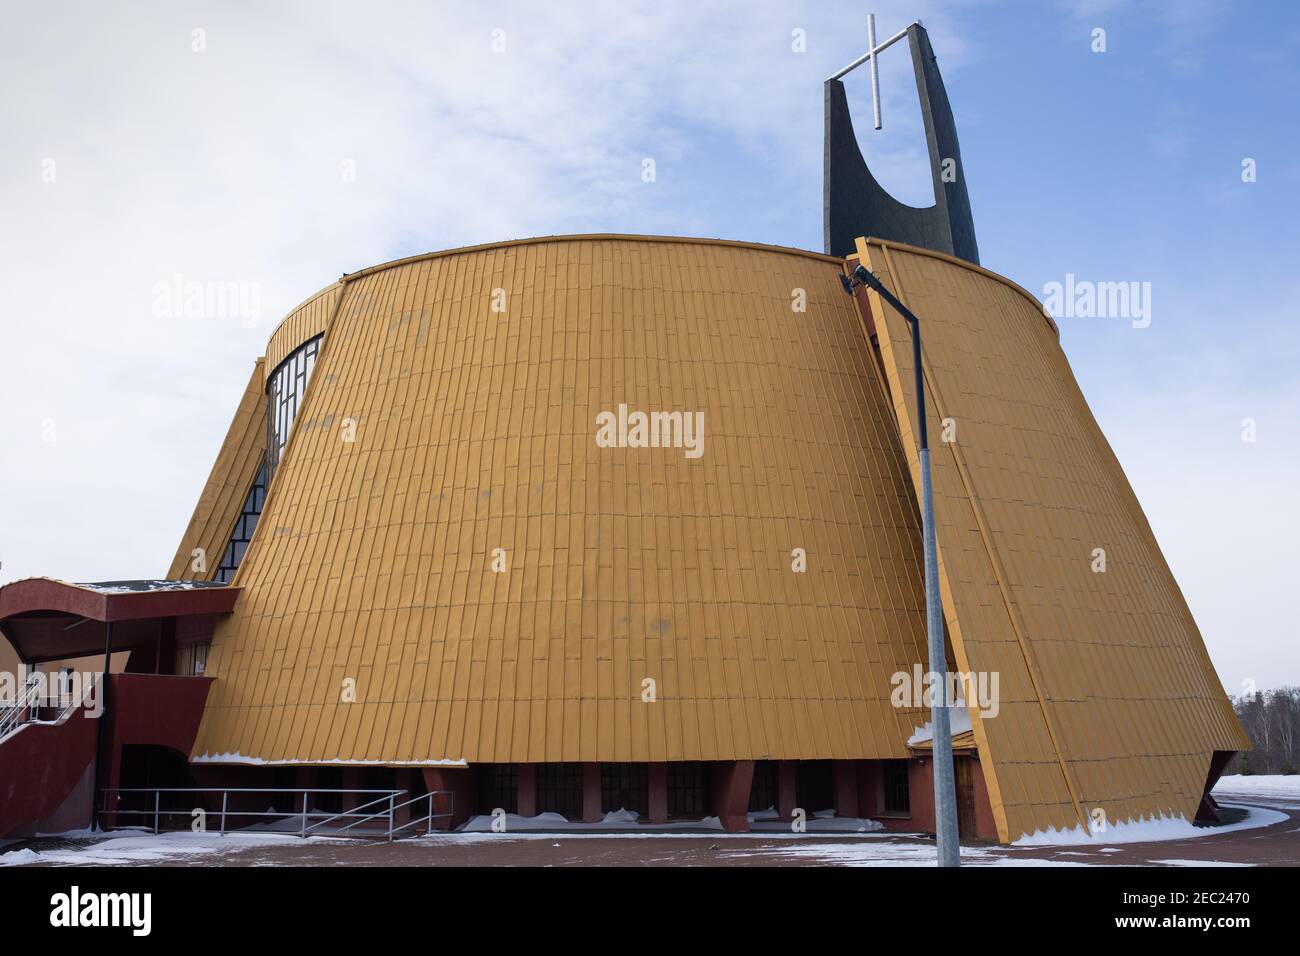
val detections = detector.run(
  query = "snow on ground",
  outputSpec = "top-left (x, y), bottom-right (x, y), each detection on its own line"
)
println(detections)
top-left (1013, 803), bottom-right (1286, 847)
top-left (460, 809), bottom-right (724, 833)
top-left (751, 807), bottom-right (884, 833)
top-left (5, 780), bottom-right (1293, 866)
top-left (0, 828), bottom-right (356, 867)
top-left (459, 807), bottom-right (885, 834)
top-left (1215, 775), bottom-right (1300, 799)
top-left (719, 841), bottom-right (1091, 867)
top-left (0, 848), bottom-right (42, 865)
top-left (1151, 859), bottom-right (1253, 867)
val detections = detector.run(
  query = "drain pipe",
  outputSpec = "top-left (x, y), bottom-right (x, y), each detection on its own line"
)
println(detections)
top-left (90, 620), bottom-right (113, 830)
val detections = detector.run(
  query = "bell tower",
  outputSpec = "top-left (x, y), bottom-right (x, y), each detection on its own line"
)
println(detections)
top-left (824, 18), bottom-right (979, 264)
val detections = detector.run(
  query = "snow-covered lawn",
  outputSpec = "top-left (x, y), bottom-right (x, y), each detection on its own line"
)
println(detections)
top-left (1214, 775), bottom-right (1300, 796)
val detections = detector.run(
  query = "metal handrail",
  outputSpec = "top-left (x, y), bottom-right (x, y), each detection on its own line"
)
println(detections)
top-left (0, 673), bottom-right (97, 742)
top-left (0, 678), bottom-right (45, 741)
top-left (304, 789), bottom-right (455, 839)
top-left (98, 786), bottom-right (454, 840)
top-left (302, 791), bottom-right (399, 836)
top-left (389, 790), bottom-right (456, 838)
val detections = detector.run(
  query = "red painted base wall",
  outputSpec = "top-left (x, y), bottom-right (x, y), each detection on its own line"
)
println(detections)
top-left (865, 756), bottom-right (998, 842)
top-left (0, 701), bottom-right (99, 839)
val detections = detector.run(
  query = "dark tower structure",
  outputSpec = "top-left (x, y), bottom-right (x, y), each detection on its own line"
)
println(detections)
top-left (824, 22), bottom-right (979, 264)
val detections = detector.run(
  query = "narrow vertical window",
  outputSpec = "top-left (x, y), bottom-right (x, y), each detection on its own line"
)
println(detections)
top-left (265, 334), bottom-right (322, 483)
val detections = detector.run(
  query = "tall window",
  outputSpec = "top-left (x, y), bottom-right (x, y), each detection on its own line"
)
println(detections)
top-left (214, 461), bottom-right (266, 583)
top-left (479, 764), bottom-right (519, 815)
top-left (266, 334), bottom-right (322, 483)
top-left (883, 760), bottom-right (911, 815)
top-left (176, 643), bottom-right (209, 676)
top-left (600, 763), bottom-right (648, 816)
top-left (536, 763), bottom-right (584, 819)
top-left (669, 762), bottom-right (708, 817)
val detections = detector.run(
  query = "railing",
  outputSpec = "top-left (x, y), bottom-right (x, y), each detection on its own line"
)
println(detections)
top-left (0, 678), bottom-right (86, 742)
top-left (0, 680), bottom-right (43, 741)
top-left (97, 787), bottom-right (454, 841)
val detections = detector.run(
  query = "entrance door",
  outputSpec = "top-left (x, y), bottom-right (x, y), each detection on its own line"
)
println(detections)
top-left (954, 757), bottom-right (976, 837)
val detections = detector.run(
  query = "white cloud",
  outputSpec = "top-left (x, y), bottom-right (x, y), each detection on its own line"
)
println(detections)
top-left (0, 0), bottom-right (962, 584)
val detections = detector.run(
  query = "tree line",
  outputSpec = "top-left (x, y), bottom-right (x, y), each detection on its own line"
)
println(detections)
top-left (1229, 687), bottom-right (1300, 775)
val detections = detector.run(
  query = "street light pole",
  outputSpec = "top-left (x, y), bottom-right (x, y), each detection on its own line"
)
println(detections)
top-left (845, 263), bottom-right (961, 867)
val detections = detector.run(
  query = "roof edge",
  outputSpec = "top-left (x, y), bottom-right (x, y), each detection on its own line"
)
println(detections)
top-left (851, 236), bottom-right (1061, 338)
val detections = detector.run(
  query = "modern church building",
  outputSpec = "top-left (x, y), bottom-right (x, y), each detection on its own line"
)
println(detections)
top-left (0, 23), bottom-right (1247, 845)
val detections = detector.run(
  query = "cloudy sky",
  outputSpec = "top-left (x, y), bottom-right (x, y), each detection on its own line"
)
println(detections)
top-left (1, 0), bottom-right (1296, 693)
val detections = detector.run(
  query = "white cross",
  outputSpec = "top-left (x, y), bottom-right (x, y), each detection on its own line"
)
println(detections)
top-left (827, 15), bottom-right (920, 131)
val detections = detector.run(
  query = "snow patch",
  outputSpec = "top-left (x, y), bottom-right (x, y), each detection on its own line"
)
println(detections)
top-left (720, 840), bottom-right (1091, 867)
top-left (1015, 802), bottom-right (1287, 847)
top-left (74, 580), bottom-right (222, 593)
top-left (459, 810), bottom-right (724, 833)
top-left (460, 812), bottom-right (572, 833)
top-left (457, 807), bottom-right (888, 835)
top-left (1153, 859), bottom-right (1253, 867)
top-left (191, 752), bottom-right (467, 768)
top-left (907, 706), bottom-right (973, 745)
top-left (0, 829), bottom-right (356, 867)
top-left (0, 848), bottom-right (42, 866)
top-left (602, 808), bottom-right (639, 825)
top-left (1213, 774), bottom-right (1300, 797)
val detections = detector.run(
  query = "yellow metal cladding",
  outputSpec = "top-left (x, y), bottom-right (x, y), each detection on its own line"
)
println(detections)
top-left (854, 237), bottom-right (1248, 842)
top-left (191, 236), bottom-right (935, 766)
top-left (264, 283), bottom-right (340, 380)
top-left (166, 359), bottom-right (267, 580)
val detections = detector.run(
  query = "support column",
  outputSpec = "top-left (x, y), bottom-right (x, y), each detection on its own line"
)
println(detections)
top-left (517, 764), bottom-right (538, 818)
top-left (582, 762), bottom-right (601, 823)
top-left (856, 761), bottom-right (879, 818)
top-left (969, 758), bottom-right (998, 840)
top-left (710, 760), bottom-right (754, 832)
top-left (342, 768), bottom-right (363, 815)
top-left (833, 760), bottom-right (859, 819)
top-left (297, 767), bottom-right (316, 817)
top-left (907, 758), bottom-right (937, 835)
top-left (99, 732), bottom-right (122, 831)
top-left (391, 769), bottom-right (415, 827)
top-left (777, 760), bottom-right (797, 821)
top-left (421, 766), bottom-right (477, 830)
top-left (648, 763), bottom-right (668, 824)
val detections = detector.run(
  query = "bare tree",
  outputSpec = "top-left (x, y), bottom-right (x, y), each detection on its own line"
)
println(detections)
top-left (1229, 686), bottom-right (1300, 775)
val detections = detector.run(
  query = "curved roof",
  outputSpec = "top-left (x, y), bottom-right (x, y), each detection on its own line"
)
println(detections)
top-left (262, 234), bottom-right (846, 381)
top-left (0, 577), bottom-right (239, 663)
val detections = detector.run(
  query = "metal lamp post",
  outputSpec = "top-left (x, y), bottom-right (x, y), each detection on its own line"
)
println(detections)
top-left (844, 263), bottom-right (961, 867)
